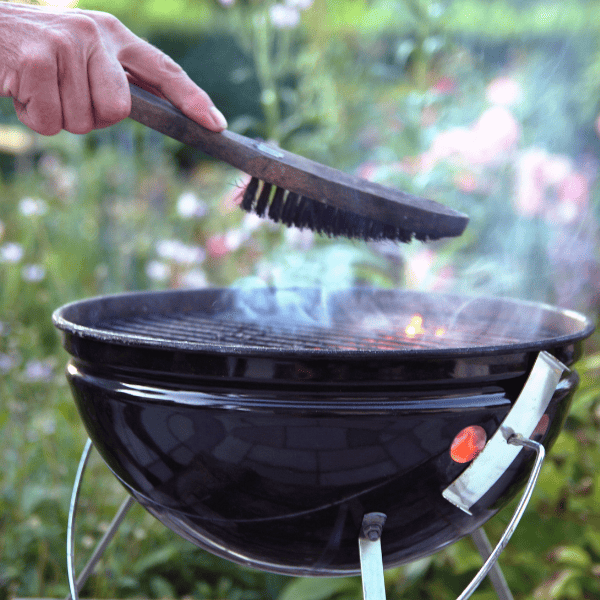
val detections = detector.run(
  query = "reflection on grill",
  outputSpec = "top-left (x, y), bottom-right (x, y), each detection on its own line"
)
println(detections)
top-left (100, 312), bottom-right (523, 352)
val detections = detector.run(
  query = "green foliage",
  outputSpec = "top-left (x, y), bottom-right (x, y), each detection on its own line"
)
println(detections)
top-left (3, 1), bottom-right (600, 600)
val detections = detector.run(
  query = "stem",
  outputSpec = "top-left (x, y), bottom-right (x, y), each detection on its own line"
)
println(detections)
top-left (252, 11), bottom-right (281, 140)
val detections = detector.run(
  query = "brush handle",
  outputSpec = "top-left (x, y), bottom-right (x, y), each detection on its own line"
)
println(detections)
top-left (128, 83), bottom-right (468, 238)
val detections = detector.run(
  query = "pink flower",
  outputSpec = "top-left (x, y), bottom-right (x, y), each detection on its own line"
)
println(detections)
top-left (206, 235), bottom-right (231, 258)
top-left (469, 106), bottom-right (521, 164)
top-left (405, 249), bottom-right (454, 291)
top-left (558, 172), bottom-right (589, 205)
top-left (432, 76), bottom-right (456, 95)
top-left (357, 162), bottom-right (380, 181)
top-left (514, 149), bottom-right (548, 217)
top-left (454, 171), bottom-right (479, 193)
top-left (551, 172), bottom-right (590, 224)
top-left (485, 76), bottom-right (522, 106)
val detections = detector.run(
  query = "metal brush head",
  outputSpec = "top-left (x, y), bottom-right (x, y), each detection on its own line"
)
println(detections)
top-left (241, 178), bottom-right (417, 242)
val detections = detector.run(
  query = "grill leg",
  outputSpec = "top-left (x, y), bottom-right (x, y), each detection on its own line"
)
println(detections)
top-left (66, 438), bottom-right (136, 600)
top-left (470, 527), bottom-right (514, 600)
top-left (358, 513), bottom-right (387, 600)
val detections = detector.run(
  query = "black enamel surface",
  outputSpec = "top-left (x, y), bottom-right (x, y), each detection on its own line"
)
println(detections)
top-left (53, 288), bottom-right (594, 575)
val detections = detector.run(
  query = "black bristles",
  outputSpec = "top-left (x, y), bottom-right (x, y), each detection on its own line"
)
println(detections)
top-left (240, 176), bottom-right (260, 212)
top-left (267, 185), bottom-right (286, 221)
top-left (255, 181), bottom-right (274, 216)
top-left (240, 178), bottom-right (421, 243)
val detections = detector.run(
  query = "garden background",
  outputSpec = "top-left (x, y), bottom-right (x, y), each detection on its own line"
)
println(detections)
top-left (2, 0), bottom-right (600, 598)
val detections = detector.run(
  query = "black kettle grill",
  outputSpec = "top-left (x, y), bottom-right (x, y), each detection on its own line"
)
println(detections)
top-left (53, 287), bottom-right (594, 599)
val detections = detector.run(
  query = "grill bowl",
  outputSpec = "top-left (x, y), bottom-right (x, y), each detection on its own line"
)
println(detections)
top-left (54, 288), bottom-right (594, 576)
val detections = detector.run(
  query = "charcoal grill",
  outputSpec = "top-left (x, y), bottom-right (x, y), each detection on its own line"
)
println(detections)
top-left (53, 287), bottom-right (594, 600)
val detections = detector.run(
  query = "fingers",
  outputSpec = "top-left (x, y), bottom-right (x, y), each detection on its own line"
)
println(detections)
top-left (12, 43), bottom-right (63, 135)
top-left (117, 40), bottom-right (227, 132)
top-left (87, 49), bottom-right (131, 129)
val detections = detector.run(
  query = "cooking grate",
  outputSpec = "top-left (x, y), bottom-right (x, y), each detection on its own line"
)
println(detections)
top-left (98, 311), bottom-right (524, 352)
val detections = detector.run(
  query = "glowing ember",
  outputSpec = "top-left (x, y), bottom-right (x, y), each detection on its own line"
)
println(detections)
top-left (405, 314), bottom-right (425, 338)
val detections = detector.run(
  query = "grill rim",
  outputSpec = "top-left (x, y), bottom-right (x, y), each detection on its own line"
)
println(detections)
top-left (52, 287), bottom-right (595, 359)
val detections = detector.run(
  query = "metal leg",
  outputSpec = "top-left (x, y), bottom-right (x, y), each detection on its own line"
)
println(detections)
top-left (455, 435), bottom-right (545, 600)
top-left (66, 438), bottom-right (136, 600)
top-left (470, 528), bottom-right (514, 600)
top-left (358, 513), bottom-right (387, 600)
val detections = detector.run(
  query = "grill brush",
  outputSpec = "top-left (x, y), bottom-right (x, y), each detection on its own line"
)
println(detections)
top-left (128, 83), bottom-right (468, 243)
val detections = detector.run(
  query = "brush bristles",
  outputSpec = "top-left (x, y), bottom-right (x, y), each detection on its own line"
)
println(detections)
top-left (240, 177), bottom-right (426, 242)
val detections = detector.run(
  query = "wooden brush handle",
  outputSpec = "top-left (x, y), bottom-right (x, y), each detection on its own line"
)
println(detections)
top-left (128, 83), bottom-right (468, 238)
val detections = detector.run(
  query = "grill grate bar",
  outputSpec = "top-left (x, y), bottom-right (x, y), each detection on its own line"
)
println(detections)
top-left (99, 312), bottom-right (524, 352)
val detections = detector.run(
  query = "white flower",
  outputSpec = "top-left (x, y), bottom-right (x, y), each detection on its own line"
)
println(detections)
top-left (22, 264), bottom-right (46, 282)
top-left (146, 260), bottom-right (171, 282)
top-left (224, 228), bottom-right (249, 252)
top-left (0, 242), bottom-right (24, 263)
top-left (269, 4), bottom-right (301, 28)
top-left (156, 240), bottom-right (205, 264)
top-left (284, 227), bottom-right (315, 250)
top-left (242, 212), bottom-right (264, 232)
top-left (286, 0), bottom-right (313, 10)
top-left (24, 359), bottom-right (54, 382)
top-left (0, 353), bottom-right (16, 373)
top-left (176, 191), bottom-right (207, 219)
top-left (179, 268), bottom-right (209, 289)
top-left (19, 197), bottom-right (48, 217)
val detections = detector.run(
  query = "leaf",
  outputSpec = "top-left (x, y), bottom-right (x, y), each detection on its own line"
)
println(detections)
top-left (131, 545), bottom-right (179, 575)
top-left (553, 545), bottom-right (592, 569)
top-left (278, 577), bottom-right (358, 600)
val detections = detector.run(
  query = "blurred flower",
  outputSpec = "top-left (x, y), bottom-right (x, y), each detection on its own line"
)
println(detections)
top-left (431, 76), bottom-right (456, 95)
top-left (21, 264), bottom-right (46, 282)
top-left (0, 242), bottom-right (24, 263)
top-left (553, 173), bottom-right (589, 224)
top-left (19, 197), bottom-right (48, 217)
top-left (179, 268), bottom-right (209, 289)
top-left (453, 171), bottom-right (479, 193)
top-left (287, 0), bottom-right (314, 9)
top-left (32, 413), bottom-right (56, 435)
top-left (514, 148), bottom-right (589, 224)
top-left (23, 359), bottom-right (54, 383)
top-left (357, 162), bottom-right (381, 181)
top-left (405, 249), bottom-right (453, 291)
top-left (514, 149), bottom-right (551, 217)
top-left (0, 353), bottom-right (17, 373)
top-left (156, 239), bottom-right (205, 264)
top-left (206, 234), bottom-right (231, 258)
top-left (176, 191), bottom-right (207, 219)
top-left (422, 106), bottom-right (520, 171)
top-left (269, 4), bottom-right (300, 28)
top-left (470, 106), bottom-right (521, 163)
top-left (485, 76), bottom-right (522, 106)
top-left (39, 153), bottom-right (78, 198)
top-left (284, 227), bottom-right (315, 250)
top-left (146, 260), bottom-right (171, 282)
top-left (225, 228), bottom-right (249, 251)
top-left (242, 212), bottom-right (264, 232)
top-left (218, 0), bottom-right (235, 5)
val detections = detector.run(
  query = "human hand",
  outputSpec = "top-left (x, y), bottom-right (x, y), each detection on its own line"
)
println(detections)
top-left (0, 2), bottom-right (228, 135)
